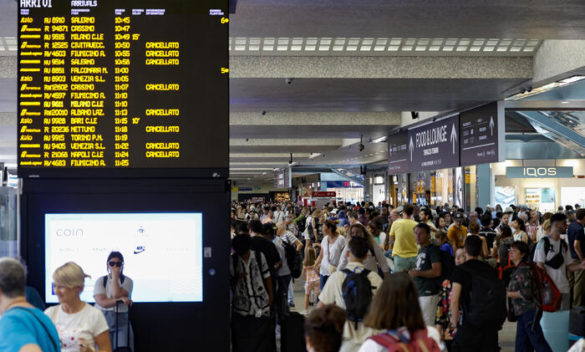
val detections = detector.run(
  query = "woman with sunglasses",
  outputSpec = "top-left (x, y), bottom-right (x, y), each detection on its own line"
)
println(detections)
top-left (94, 251), bottom-right (134, 351)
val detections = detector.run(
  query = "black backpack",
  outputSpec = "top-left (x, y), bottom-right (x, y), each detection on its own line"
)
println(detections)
top-left (460, 264), bottom-right (507, 328)
top-left (283, 240), bottom-right (303, 279)
top-left (542, 236), bottom-right (567, 269)
top-left (342, 268), bottom-right (373, 328)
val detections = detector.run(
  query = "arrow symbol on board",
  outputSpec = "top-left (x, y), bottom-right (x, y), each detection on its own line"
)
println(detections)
top-left (409, 137), bottom-right (414, 161)
top-left (450, 123), bottom-right (457, 154)
top-left (489, 116), bottom-right (495, 136)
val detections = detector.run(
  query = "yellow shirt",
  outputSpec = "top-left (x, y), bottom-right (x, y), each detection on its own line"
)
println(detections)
top-left (447, 224), bottom-right (467, 249)
top-left (390, 218), bottom-right (418, 257)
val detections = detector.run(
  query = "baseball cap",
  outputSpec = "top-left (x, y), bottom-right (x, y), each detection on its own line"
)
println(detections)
top-left (454, 213), bottom-right (465, 221)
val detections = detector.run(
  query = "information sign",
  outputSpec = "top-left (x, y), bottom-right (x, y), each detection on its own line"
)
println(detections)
top-left (407, 115), bottom-right (460, 172)
top-left (387, 131), bottom-right (409, 175)
top-left (460, 102), bottom-right (505, 166)
top-left (17, 0), bottom-right (229, 177)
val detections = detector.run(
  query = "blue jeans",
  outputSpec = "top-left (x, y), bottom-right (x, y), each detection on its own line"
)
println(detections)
top-left (516, 308), bottom-right (552, 352)
top-left (319, 275), bottom-right (329, 291)
top-left (287, 281), bottom-right (294, 304)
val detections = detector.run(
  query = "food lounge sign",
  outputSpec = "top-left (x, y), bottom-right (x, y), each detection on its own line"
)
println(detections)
top-left (506, 167), bottom-right (573, 178)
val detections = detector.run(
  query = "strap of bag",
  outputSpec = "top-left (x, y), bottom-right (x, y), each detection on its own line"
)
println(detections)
top-left (370, 333), bottom-right (407, 351)
top-left (13, 307), bottom-right (59, 352)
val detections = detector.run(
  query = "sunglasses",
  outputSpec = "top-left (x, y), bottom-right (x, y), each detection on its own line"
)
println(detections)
top-left (108, 261), bottom-right (122, 267)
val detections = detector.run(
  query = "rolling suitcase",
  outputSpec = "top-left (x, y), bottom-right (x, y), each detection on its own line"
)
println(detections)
top-left (280, 312), bottom-right (307, 352)
top-left (113, 301), bottom-right (132, 352)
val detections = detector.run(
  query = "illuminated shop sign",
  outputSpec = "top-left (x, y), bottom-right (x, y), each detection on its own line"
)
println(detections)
top-left (506, 167), bottom-right (573, 178)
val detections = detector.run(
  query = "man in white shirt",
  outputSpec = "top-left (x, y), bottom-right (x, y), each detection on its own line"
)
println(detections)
top-left (533, 212), bottom-right (585, 310)
top-left (319, 237), bottom-right (383, 352)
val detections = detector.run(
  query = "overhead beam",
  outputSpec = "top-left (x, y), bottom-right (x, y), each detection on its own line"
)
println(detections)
top-left (230, 111), bottom-right (401, 126)
top-left (230, 56), bottom-right (532, 79)
top-left (532, 40), bottom-right (585, 85)
top-left (506, 100), bottom-right (585, 111)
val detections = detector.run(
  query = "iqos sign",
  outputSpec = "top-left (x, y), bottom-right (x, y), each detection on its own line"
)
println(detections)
top-left (506, 166), bottom-right (573, 178)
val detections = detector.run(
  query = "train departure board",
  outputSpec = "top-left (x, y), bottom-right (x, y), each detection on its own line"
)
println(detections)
top-left (17, 0), bottom-right (229, 178)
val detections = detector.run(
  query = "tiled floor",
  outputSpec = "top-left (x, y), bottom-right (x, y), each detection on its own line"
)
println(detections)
top-left (289, 277), bottom-right (517, 351)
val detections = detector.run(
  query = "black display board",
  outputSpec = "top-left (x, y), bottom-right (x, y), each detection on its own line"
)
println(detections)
top-left (20, 178), bottom-right (230, 351)
top-left (17, 0), bottom-right (229, 178)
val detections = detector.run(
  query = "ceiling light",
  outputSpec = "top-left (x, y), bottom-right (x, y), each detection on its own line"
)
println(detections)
top-left (508, 75), bottom-right (585, 100)
top-left (559, 76), bottom-right (585, 84)
top-left (372, 136), bottom-right (387, 143)
top-left (308, 153), bottom-right (322, 159)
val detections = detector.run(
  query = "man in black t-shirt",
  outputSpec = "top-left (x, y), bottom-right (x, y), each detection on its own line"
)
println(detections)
top-left (479, 213), bottom-right (497, 251)
top-left (568, 209), bottom-right (585, 307)
top-left (409, 222), bottom-right (441, 327)
top-left (450, 236), bottom-right (504, 352)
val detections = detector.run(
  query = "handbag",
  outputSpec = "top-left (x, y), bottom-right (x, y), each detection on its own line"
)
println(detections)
top-left (507, 298), bottom-right (517, 322)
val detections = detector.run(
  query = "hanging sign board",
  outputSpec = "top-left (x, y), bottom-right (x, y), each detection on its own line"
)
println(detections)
top-left (460, 102), bottom-right (505, 166)
top-left (387, 131), bottom-right (410, 175)
top-left (407, 115), bottom-right (460, 172)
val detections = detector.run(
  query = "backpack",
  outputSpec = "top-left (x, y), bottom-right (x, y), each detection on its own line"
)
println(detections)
top-left (542, 236), bottom-right (567, 269)
top-left (460, 264), bottom-right (507, 328)
top-left (341, 268), bottom-right (373, 328)
top-left (283, 240), bottom-right (303, 279)
top-left (369, 329), bottom-right (441, 352)
top-left (527, 262), bottom-right (562, 312)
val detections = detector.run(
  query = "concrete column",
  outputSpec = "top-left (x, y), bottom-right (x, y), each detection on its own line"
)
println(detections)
top-left (477, 163), bottom-right (492, 209)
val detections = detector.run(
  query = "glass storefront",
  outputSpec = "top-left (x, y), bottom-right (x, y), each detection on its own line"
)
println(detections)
top-left (492, 159), bottom-right (585, 212)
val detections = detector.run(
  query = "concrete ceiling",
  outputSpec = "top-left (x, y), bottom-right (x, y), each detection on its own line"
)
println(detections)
top-left (0, 0), bottom-right (584, 180)
top-left (230, 0), bottom-right (585, 39)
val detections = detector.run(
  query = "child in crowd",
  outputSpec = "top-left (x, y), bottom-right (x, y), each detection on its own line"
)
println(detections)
top-left (435, 248), bottom-right (466, 351)
top-left (305, 304), bottom-right (346, 352)
top-left (303, 246), bottom-right (321, 313)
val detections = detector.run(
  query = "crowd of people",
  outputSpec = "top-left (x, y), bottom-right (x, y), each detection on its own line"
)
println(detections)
top-left (230, 200), bottom-right (585, 352)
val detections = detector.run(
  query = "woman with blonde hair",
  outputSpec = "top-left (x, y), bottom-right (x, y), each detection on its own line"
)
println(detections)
top-left (45, 262), bottom-right (111, 352)
top-left (337, 223), bottom-right (390, 278)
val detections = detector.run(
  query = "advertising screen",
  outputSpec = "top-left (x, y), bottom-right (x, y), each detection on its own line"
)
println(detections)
top-left (45, 213), bottom-right (203, 303)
